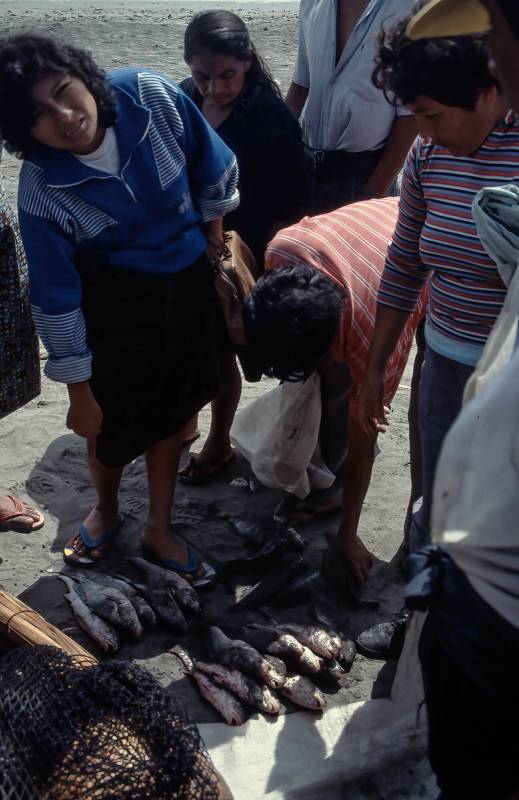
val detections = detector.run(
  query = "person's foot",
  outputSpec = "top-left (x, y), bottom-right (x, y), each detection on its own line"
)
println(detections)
top-left (178, 444), bottom-right (235, 485)
top-left (141, 524), bottom-right (206, 580)
top-left (276, 484), bottom-right (343, 524)
top-left (63, 505), bottom-right (121, 565)
top-left (0, 495), bottom-right (45, 533)
top-left (356, 615), bottom-right (408, 660)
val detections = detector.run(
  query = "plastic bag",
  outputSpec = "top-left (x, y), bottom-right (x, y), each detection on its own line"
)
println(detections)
top-left (230, 373), bottom-right (335, 498)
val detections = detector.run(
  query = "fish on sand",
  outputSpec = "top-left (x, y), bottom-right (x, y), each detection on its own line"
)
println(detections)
top-left (57, 575), bottom-right (119, 654)
top-left (195, 661), bottom-right (281, 714)
top-left (279, 676), bottom-right (327, 712)
top-left (210, 626), bottom-right (285, 689)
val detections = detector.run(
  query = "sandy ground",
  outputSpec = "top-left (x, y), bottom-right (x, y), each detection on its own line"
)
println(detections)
top-left (0, 3), bottom-right (435, 796)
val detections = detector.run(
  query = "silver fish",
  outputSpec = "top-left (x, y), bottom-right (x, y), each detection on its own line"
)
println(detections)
top-left (127, 556), bottom-right (201, 614)
top-left (266, 633), bottom-right (305, 660)
top-left (195, 661), bottom-right (281, 714)
top-left (86, 571), bottom-right (157, 629)
top-left (263, 655), bottom-right (287, 682)
top-left (278, 623), bottom-right (342, 660)
top-left (279, 676), bottom-right (327, 712)
top-left (210, 626), bottom-right (285, 689)
top-left (295, 645), bottom-right (324, 675)
top-left (72, 575), bottom-right (143, 639)
top-left (192, 671), bottom-right (247, 726)
top-left (58, 575), bottom-right (119, 654)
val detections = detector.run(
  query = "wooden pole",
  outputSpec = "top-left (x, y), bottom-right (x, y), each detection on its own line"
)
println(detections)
top-left (0, 588), bottom-right (97, 667)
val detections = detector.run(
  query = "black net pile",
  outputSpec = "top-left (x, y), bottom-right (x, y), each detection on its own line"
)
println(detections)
top-left (0, 646), bottom-right (220, 800)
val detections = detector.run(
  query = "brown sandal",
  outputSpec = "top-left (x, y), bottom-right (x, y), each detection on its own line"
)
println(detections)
top-left (0, 495), bottom-right (45, 533)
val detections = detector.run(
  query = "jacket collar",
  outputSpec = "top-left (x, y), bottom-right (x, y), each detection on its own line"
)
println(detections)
top-left (26, 82), bottom-right (151, 188)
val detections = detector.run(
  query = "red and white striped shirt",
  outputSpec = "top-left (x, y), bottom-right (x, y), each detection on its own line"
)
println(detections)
top-left (265, 198), bottom-right (427, 417)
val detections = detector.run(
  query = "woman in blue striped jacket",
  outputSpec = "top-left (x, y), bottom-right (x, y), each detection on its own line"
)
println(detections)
top-left (0, 34), bottom-right (239, 583)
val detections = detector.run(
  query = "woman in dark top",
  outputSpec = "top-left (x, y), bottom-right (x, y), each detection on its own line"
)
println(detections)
top-left (179, 10), bottom-right (308, 483)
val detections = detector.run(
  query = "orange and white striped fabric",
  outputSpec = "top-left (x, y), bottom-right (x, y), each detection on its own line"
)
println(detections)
top-left (265, 197), bottom-right (427, 417)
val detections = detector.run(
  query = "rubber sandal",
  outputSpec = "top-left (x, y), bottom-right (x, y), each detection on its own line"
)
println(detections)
top-left (63, 517), bottom-right (124, 567)
top-left (142, 544), bottom-right (218, 590)
top-left (0, 495), bottom-right (45, 533)
top-left (178, 452), bottom-right (236, 486)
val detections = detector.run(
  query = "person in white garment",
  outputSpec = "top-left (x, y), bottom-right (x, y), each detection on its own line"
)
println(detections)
top-left (285, 0), bottom-right (417, 214)
top-left (393, 1), bottom-right (519, 798)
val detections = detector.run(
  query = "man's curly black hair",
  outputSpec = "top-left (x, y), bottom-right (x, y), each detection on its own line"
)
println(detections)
top-left (0, 34), bottom-right (118, 159)
top-left (242, 264), bottom-right (346, 382)
top-left (372, 6), bottom-right (499, 111)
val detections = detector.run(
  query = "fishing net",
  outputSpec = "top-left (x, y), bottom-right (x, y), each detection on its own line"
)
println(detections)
top-left (0, 646), bottom-right (220, 800)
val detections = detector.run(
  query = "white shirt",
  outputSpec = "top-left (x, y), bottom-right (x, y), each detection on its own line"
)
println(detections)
top-left (294, 0), bottom-right (414, 152)
top-left (75, 126), bottom-right (120, 174)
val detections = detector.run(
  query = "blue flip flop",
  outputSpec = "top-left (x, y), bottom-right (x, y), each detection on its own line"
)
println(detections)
top-left (143, 544), bottom-right (217, 590)
top-left (63, 517), bottom-right (124, 567)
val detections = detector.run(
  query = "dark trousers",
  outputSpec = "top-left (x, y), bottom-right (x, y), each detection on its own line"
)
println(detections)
top-left (409, 347), bottom-right (473, 550)
top-left (304, 147), bottom-right (390, 215)
top-left (412, 552), bottom-right (519, 800)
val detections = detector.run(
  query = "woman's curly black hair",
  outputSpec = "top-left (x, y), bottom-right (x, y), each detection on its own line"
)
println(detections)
top-left (372, 7), bottom-right (499, 111)
top-left (243, 264), bottom-right (345, 382)
top-left (0, 34), bottom-right (118, 159)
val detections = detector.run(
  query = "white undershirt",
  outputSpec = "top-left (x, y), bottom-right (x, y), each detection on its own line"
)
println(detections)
top-left (74, 127), bottom-right (120, 174)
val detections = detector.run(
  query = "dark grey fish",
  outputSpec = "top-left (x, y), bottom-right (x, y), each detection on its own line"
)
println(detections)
top-left (320, 659), bottom-right (345, 683)
top-left (339, 640), bottom-right (357, 671)
top-left (231, 555), bottom-right (306, 612)
top-left (223, 524), bottom-right (307, 577)
top-left (72, 574), bottom-right (143, 639)
top-left (227, 515), bottom-right (268, 546)
top-left (195, 661), bottom-right (281, 714)
top-left (274, 569), bottom-right (323, 608)
top-left (133, 582), bottom-right (187, 633)
top-left (192, 671), bottom-right (247, 725)
top-left (86, 571), bottom-right (157, 629)
top-left (127, 556), bottom-right (201, 614)
top-left (210, 626), bottom-right (285, 689)
top-left (215, 622), bottom-right (306, 662)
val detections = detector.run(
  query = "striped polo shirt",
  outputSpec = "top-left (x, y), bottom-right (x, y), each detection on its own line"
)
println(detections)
top-left (265, 198), bottom-right (427, 417)
top-left (378, 114), bottom-right (519, 366)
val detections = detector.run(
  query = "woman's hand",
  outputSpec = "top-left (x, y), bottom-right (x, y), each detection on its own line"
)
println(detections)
top-left (66, 381), bottom-right (103, 439)
top-left (357, 370), bottom-right (389, 436)
top-left (203, 217), bottom-right (225, 266)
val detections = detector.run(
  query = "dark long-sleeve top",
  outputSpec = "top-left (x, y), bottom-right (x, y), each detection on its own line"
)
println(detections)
top-left (180, 77), bottom-right (308, 266)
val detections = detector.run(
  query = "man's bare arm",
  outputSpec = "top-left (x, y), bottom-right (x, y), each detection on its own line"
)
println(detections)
top-left (285, 81), bottom-right (309, 119)
top-left (336, 414), bottom-right (377, 586)
top-left (363, 115), bottom-right (416, 199)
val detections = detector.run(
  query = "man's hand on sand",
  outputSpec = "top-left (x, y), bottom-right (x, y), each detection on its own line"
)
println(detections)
top-left (337, 534), bottom-right (374, 587)
top-left (357, 371), bottom-right (389, 435)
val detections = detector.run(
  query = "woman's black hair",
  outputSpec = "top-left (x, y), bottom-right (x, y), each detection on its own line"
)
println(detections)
top-left (243, 265), bottom-right (345, 382)
top-left (373, 8), bottom-right (499, 111)
top-left (184, 10), bottom-right (281, 96)
top-left (0, 34), bottom-right (118, 159)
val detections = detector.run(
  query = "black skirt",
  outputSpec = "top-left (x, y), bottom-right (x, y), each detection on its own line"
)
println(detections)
top-left (78, 253), bottom-right (220, 467)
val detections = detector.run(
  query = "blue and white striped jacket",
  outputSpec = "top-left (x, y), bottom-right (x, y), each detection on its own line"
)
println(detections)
top-left (18, 67), bottom-right (240, 383)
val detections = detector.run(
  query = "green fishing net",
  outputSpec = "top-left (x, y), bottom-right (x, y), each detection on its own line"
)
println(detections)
top-left (0, 646), bottom-right (220, 799)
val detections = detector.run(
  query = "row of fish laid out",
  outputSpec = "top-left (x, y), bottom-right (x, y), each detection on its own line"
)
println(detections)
top-left (175, 624), bottom-right (356, 725)
top-left (56, 556), bottom-right (202, 653)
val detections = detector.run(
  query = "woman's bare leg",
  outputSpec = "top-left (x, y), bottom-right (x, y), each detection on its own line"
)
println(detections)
top-left (180, 353), bottom-right (241, 481)
top-left (66, 437), bottom-right (123, 558)
top-left (141, 428), bottom-right (193, 563)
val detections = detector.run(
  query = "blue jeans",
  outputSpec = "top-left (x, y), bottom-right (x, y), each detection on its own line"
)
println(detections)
top-left (409, 347), bottom-right (473, 550)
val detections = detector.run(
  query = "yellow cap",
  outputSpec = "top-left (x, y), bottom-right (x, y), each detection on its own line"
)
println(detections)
top-left (406, 0), bottom-right (491, 39)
